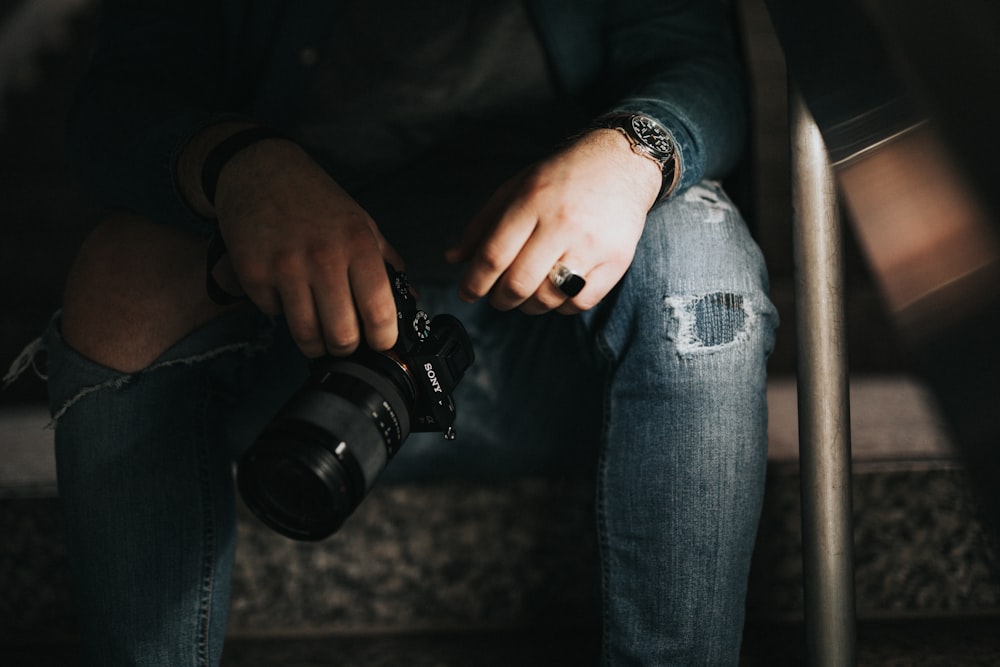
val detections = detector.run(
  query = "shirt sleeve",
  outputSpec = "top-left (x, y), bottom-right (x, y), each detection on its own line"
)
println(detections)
top-left (603, 0), bottom-right (749, 194)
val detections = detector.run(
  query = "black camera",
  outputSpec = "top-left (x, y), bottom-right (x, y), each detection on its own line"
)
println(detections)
top-left (237, 265), bottom-right (475, 540)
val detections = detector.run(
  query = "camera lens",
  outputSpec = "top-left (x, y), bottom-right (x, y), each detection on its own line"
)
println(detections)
top-left (237, 273), bottom-right (476, 541)
top-left (237, 356), bottom-right (413, 540)
top-left (238, 430), bottom-right (357, 540)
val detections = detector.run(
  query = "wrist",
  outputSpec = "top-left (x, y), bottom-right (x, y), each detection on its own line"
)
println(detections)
top-left (591, 113), bottom-right (680, 203)
top-left (178, 123), bottom-right (291, 219)
top-left (582, 128), bottom-right (664, 208)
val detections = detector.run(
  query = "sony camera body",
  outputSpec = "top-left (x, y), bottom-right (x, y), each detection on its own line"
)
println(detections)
top-left (237, 265), bottom-right (474, 540)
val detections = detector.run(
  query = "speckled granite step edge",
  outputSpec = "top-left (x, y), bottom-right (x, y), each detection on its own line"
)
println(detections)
top-left (5, 467), bottom-right (999, 642)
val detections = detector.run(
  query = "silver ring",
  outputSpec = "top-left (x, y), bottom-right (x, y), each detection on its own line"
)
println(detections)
top-left (548, 262), bottom-right (586, 297)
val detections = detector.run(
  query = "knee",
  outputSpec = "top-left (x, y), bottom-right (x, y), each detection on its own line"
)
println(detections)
top-left (614, 183), bottom-right (778, 355)
top-left (61, 212), bottom-right (224, 372)
top-left (662, 290), bottom-right (778, 362)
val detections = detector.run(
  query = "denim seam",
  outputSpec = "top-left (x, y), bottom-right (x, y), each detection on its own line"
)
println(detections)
top-left (593, 332), bottom-right (616, 667)
top-left (195, 376), bottom-right (217, 667)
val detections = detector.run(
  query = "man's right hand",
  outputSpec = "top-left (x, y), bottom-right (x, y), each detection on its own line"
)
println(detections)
top-left (182, 126), bottom-right (403, 359)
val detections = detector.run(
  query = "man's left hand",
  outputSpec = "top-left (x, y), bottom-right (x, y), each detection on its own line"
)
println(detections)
top-left (446, 129), bottom-right (663, 315)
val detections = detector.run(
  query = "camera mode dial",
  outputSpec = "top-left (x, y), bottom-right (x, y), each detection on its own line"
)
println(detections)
top-left (412, 311), bottom-right (431, 341)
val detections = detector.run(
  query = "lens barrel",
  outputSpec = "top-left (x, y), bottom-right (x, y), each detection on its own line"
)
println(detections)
top-left (237, 426), bottom-right (360, 540)
top-left (237, 358), bottom-right (413, 540)
top-left (237, 265), bottom-right (475, 541)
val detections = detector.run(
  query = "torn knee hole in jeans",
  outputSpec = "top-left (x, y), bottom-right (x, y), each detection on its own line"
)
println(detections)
top-left (3, 334), bottom-right (272, 428)
top-left (665, 292), bottom-right (752, 356)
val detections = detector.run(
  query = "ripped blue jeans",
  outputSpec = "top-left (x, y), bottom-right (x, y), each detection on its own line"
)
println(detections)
top-left (43, 180), bottom-right (778, 666)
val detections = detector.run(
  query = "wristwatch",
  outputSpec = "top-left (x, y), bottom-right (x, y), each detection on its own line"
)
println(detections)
top-left (594, 113), bottom-right (679, 202)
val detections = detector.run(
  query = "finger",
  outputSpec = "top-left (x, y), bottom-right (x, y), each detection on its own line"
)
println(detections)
top-left (459, 202), bottom-right (538, 303)
top-left (446, 173), bottom-right (524, 265)
top-left (554, 261), bottom-right (622, 315)
top-left (349, 257), bottom-right (400, 352)
top-left (555, 302), bottom-right (583, 316)
top-left (230, 256), bottom-right (282, 315)
top-left (518, 252), bottom-right (596, 315)
top-left (311, 272), bottom-right (363, 357)
top-left (276, 279), bottom-right (326, 358)
top-left (519, 292), bottom-right (567, 315)
top-left (488, 226), bottom-right (571, 311)
top-left (208, 255), bottom-right (247, 300)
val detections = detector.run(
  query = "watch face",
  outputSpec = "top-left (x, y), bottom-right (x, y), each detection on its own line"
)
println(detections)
top-left (630, 115), bottom-right (673, 156)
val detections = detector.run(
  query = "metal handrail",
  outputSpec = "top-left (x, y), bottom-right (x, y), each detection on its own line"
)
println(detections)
top-left (790, 86), bottom-right (858, 667)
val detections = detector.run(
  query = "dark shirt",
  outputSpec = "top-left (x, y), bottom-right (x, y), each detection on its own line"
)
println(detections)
top-left (68, 0), bottom-right (749, 239)
top-left (298, 0), bottom-right (571, 279)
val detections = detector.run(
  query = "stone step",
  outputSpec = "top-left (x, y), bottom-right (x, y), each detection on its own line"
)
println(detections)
top-left (2, 376), bottom-right (998, 646)
top-left (4, 467), bottom-right (999, 646)
top-left (7, 617), bottom-right (1000, 667)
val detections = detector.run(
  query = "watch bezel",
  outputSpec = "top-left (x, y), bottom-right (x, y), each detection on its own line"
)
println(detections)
top-left (629, 115), bottom-right (675, 162)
